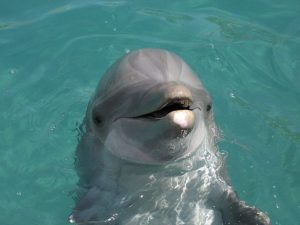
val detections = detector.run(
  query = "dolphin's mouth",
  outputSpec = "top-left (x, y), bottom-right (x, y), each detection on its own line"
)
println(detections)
top-left (134, 97), bottom-right (193, 119)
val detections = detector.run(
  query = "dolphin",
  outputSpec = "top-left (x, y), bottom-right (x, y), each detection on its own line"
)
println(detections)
top-left (69, 48), bottom-right (271, 225)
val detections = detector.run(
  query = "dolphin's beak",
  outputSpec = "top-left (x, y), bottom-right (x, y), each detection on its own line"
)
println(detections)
top-left (133, 97), bottom-right (192, 119)
top-left (131, 83), bottom-right (196, 130)
top-left (132, 96), bottom-right (195, 131)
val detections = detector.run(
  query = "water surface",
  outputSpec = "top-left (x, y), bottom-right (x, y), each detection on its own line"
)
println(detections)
top-left (0, 1), bottom-right (299, 225)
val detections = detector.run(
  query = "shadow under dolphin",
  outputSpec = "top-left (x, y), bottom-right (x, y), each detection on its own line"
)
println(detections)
top-left (69, 48), bottom-right (271, 225)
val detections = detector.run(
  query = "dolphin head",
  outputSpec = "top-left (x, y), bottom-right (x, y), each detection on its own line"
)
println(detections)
top-left (87, 49), bottom-right (213, 164)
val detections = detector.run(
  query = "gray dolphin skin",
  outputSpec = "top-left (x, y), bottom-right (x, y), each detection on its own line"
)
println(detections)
top-left (69, 49), bottom-right (271, 225)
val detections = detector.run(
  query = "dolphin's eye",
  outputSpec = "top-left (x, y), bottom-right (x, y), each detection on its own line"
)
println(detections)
top-left (206, 104), bottom-right (212, 112)
top-left (93, 115), bottom-right (103, 126)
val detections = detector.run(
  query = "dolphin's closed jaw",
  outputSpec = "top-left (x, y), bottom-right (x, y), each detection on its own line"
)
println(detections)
top-left (132, 83), bottom-right (194, 121)
top-left (133, 107), bottom-right (195, 139)
top-left (130, 90), bottom-right (196, 137)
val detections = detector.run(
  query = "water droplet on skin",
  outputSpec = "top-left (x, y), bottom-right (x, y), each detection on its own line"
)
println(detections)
top-left (168, 144), bottom-right (176, 153)
top-left (180, 129), bottom-right (188, 137)
top-left (68, 215), bottom-right (75, 223)
top-left (184, 161), bottom-right (192, 170)
top-left (149, 174), bottom-right (155, 181)
top-left (159, 199), bottom-right (168, 208)
top-left (105, 213), bottom-right (118, 222)
top-left (120, 197), bottom-right (127, 204)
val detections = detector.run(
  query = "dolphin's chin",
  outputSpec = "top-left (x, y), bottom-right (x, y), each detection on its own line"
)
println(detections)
top-left (102, 111), bottom-right (197, 165)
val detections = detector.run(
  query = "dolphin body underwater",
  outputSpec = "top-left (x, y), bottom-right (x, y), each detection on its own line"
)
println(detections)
top-left (69, 49), bottom-right (271, 225)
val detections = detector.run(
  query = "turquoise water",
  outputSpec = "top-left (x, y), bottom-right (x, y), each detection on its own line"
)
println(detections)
top-left (0, 1), bottom-right (299, 224)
